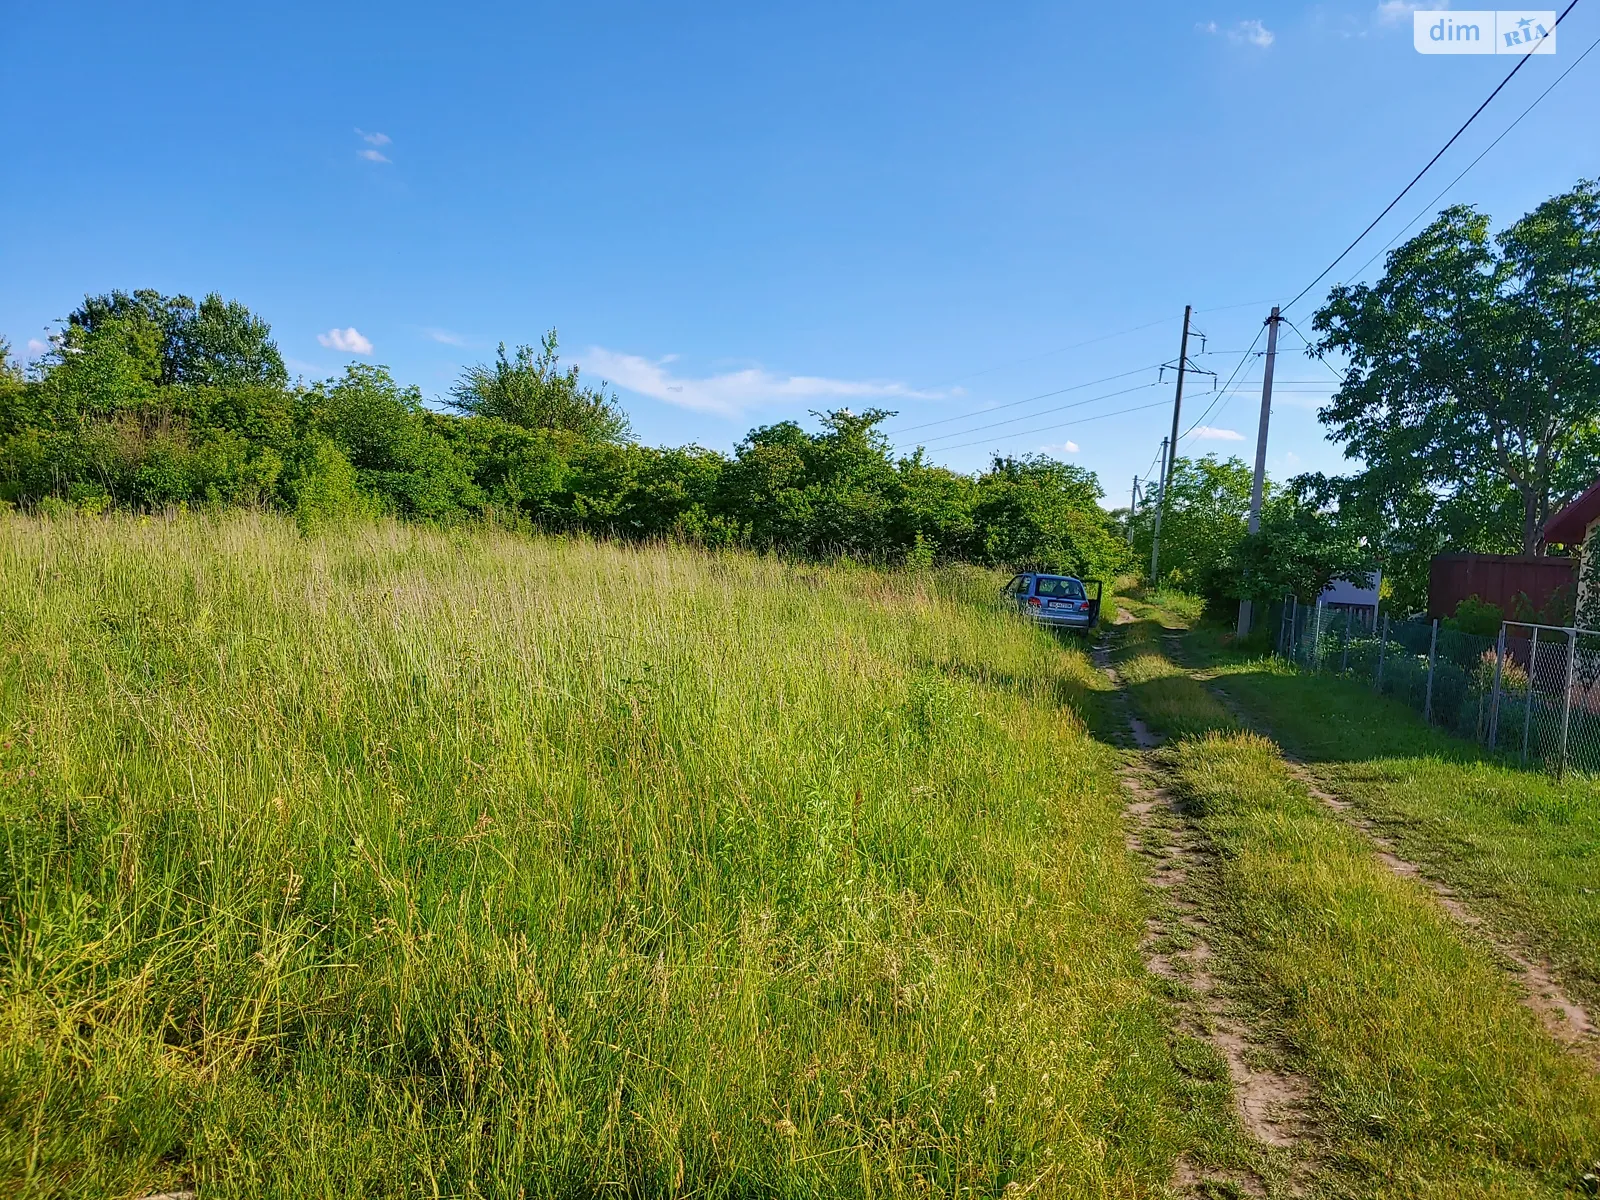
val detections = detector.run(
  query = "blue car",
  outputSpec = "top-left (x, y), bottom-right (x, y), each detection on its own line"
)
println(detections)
top-left (1002, 573), bottom-right (1103, 633)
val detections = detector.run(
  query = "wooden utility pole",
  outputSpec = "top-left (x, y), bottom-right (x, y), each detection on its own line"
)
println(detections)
top-left (1149, 436), bottom-right (1169, 581)
top-left (1150, 305), bottom-right (1191, 583)
top-left (1165, 305), bottom-right (1192, 498)
top-left (1236, 306), bottom-right (1281, 638)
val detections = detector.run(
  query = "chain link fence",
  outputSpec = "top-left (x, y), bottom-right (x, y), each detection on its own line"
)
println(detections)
top-left (1271, 597), bottom-right (1600, 777)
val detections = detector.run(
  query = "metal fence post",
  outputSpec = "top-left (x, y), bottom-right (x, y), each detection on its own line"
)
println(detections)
top-left (1488, 625), bottom-right (1505, 748)
top-left (1559, 629), bottom-right (1577, 781)
top-left (1375, 614), bottom-right (1389, 692)
top-left (1423, 618), bottom-right (1439, 723)
top-left (1522, 627), bottom-right (1538, 766)
top-left (1313, 601), bottom-right (1325, 672)
top-left (1340, 611), bottom-right (1351, 674)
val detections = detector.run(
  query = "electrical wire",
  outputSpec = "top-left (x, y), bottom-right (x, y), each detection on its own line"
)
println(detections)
top-left (906, 298), bottom-right (1280, 393)
top-left (1179, 321), bottom-right (1268, 441)
top-left (1343, 27), bottom-right (1600, 285)
top-left (884, 347), bottom-right (1261, 439)
top-left (884, 363), bottom-right (1163, 436)
top-left (928, 398), bottom-right (1173, 455)
top-left (908, 316), bottom-right (1173, 392)
top-left (1281, 317), bottom-right (1349, 386)
top-left (1280, 0), bottom-right (1582, 315)
top-left (902, 381), bottom-right (1162, 448)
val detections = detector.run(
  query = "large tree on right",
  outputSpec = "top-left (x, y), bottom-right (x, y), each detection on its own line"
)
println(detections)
top-left (1313, 181), bottom-right (1600, 559)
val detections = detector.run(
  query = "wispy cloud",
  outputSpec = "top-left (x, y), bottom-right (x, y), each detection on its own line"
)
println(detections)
top-left (1376, 0), bottom-right (1441, 24)
top-left (25, 338), bottom-right (49, 357)
top-left (1039, 441), bottom-right (1080, 455)
top-left (422, 327), bottom-right (469, 346)
top-left (355, 129), bottom-right (392, 163)
top-left (1202, 18), bottom-right (1274, 46)
top-left (318, 327), bottom-right (374, 355)
top-left (1192, 426), bottom-right (1245, 441)
top-left (1230, 18), bottom-right (1275, 47)
top-left (577, 347), bottom-right (942, 418)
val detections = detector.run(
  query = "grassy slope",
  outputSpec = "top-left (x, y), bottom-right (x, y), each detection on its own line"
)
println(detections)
top-left (0, 514), bottom-right (1225, 1199)
top-left (1108, 605), bottom-right (1600, 1198)
top-left (1180, 625), bottom-right (1600, 1016)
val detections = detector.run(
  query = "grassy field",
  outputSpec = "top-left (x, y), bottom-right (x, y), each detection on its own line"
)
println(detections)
top-left (1107, 604), bottom-right (1600, 1197)
top-left (1176, 624), bottom-right (1600, 1016)
top-left (0, 513), bottom-right (1241, 1199)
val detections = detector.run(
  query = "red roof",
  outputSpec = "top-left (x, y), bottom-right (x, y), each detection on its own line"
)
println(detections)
top-left (1544, 478), bottom-right (1600, 545)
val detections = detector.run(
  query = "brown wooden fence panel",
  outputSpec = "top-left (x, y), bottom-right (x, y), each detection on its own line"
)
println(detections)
top-left (1428, 554), bottom-right (1576, 622)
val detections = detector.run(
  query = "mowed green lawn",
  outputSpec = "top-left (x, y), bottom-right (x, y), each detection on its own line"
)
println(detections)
top-left (1108, 617), bottom-right (1600, 1198)
top-left (0, 514), bottom-right (1226, 1199)
top-left (1180, 627), bottom-right (1600, 1017)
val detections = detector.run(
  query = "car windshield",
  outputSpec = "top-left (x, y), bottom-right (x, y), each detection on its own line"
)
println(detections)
top-left (1034, 577), bottom-right (1085, 599)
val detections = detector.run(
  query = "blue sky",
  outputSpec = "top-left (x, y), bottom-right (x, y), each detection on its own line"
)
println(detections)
top-left (4, 1), bottom-right (1597, 506)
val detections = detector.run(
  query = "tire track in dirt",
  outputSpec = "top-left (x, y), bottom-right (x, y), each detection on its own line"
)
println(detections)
top-left (1201, 678), bottom-right (1600, 1071)
top-left (1094, 631), bottom-right (1312, 1195)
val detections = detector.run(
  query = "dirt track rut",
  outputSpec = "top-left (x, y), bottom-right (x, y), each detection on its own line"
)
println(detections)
top-left (1096, 635), bottom-right (1311, 1195)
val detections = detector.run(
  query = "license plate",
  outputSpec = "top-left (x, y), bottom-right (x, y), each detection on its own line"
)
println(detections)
top-left (1048, 601), bottom-right (1068, 609)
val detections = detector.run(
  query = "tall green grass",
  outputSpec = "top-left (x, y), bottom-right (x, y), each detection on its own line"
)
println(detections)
top-left (0, 514), bottom-right (1207, 1198)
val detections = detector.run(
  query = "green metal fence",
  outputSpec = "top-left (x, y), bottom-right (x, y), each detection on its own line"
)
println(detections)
top-left (1273, 597), bottom-right (1600, 777)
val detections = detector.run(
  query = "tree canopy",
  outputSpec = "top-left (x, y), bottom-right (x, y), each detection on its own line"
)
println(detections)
top-left (1, 289), bottom-right (1129, 577)
top-left (449, 331), bottom-right (632, 443)
top-left (1313, 180), bottom-right (1600, 557)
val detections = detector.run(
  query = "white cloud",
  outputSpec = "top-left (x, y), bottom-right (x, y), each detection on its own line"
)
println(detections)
top-left (25, 338), bottom-right (49, 357)
top-left (422, 327), bottom-right (469, 346)
top-left (576, 347), bottom-right (941, 417)
top-left (1376, 0), bottom-right (1441, 24)
top-left (1230, 18), bottom-right (1275, 46)
top-left (356, 128), bottom-right (391, 146)
top-left (1196, 20), bottom-right (1219, 33)
top-left (1192, 426), bottom-right (1245, 441)
top-left (358, 148), bottom-right (390, 163)
top-left (1039, 441), bottom-right (1080, 455)
top-left (318, 327), bottom-right (374, 355)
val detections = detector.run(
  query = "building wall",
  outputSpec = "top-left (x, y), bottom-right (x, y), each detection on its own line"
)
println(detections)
top-left (1427, 553), bottom-right (1576, 622)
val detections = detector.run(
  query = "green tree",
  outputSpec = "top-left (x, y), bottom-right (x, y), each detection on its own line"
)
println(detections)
top-left (450, 331), bottom-right (631, 443)
top-left (1313, 181), bottom-right (1600, 556)
top-left (65, 289), bottom-right (285, 389)
top-left (973, 455), bottom-right (1128, 581)
top-left (1127, 454), bottom-right (1256, 597)
top-left (1234, 482), bottom-right (1372, 606)
top-left (167, 293), bottom-right (288, 388)
top-left (305, 365), bottom-right (478, 518)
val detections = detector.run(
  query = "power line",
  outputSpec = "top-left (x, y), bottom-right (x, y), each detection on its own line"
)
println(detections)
top-left (907, 298), bottom-right (1282, 393)
top-left (908, 316), bottom-right (1172, 392)
top-left (1180, 321), bottom-right (1268, 441)
top-left (885, 363), bottom-right (1163, 436)
top-left (903, 380), bottom-right (1162, 448)
top-left (928, 398), bottom-right (1173, 455)
top-left (1280, 317), bottom-right (1349, 386)
top-left (1280, 0), bottom-right (1582, 315)
top-left (884, 347), bottom-right (1260, 439)
top-left (1344, 27), bottom-right (1600, 284)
